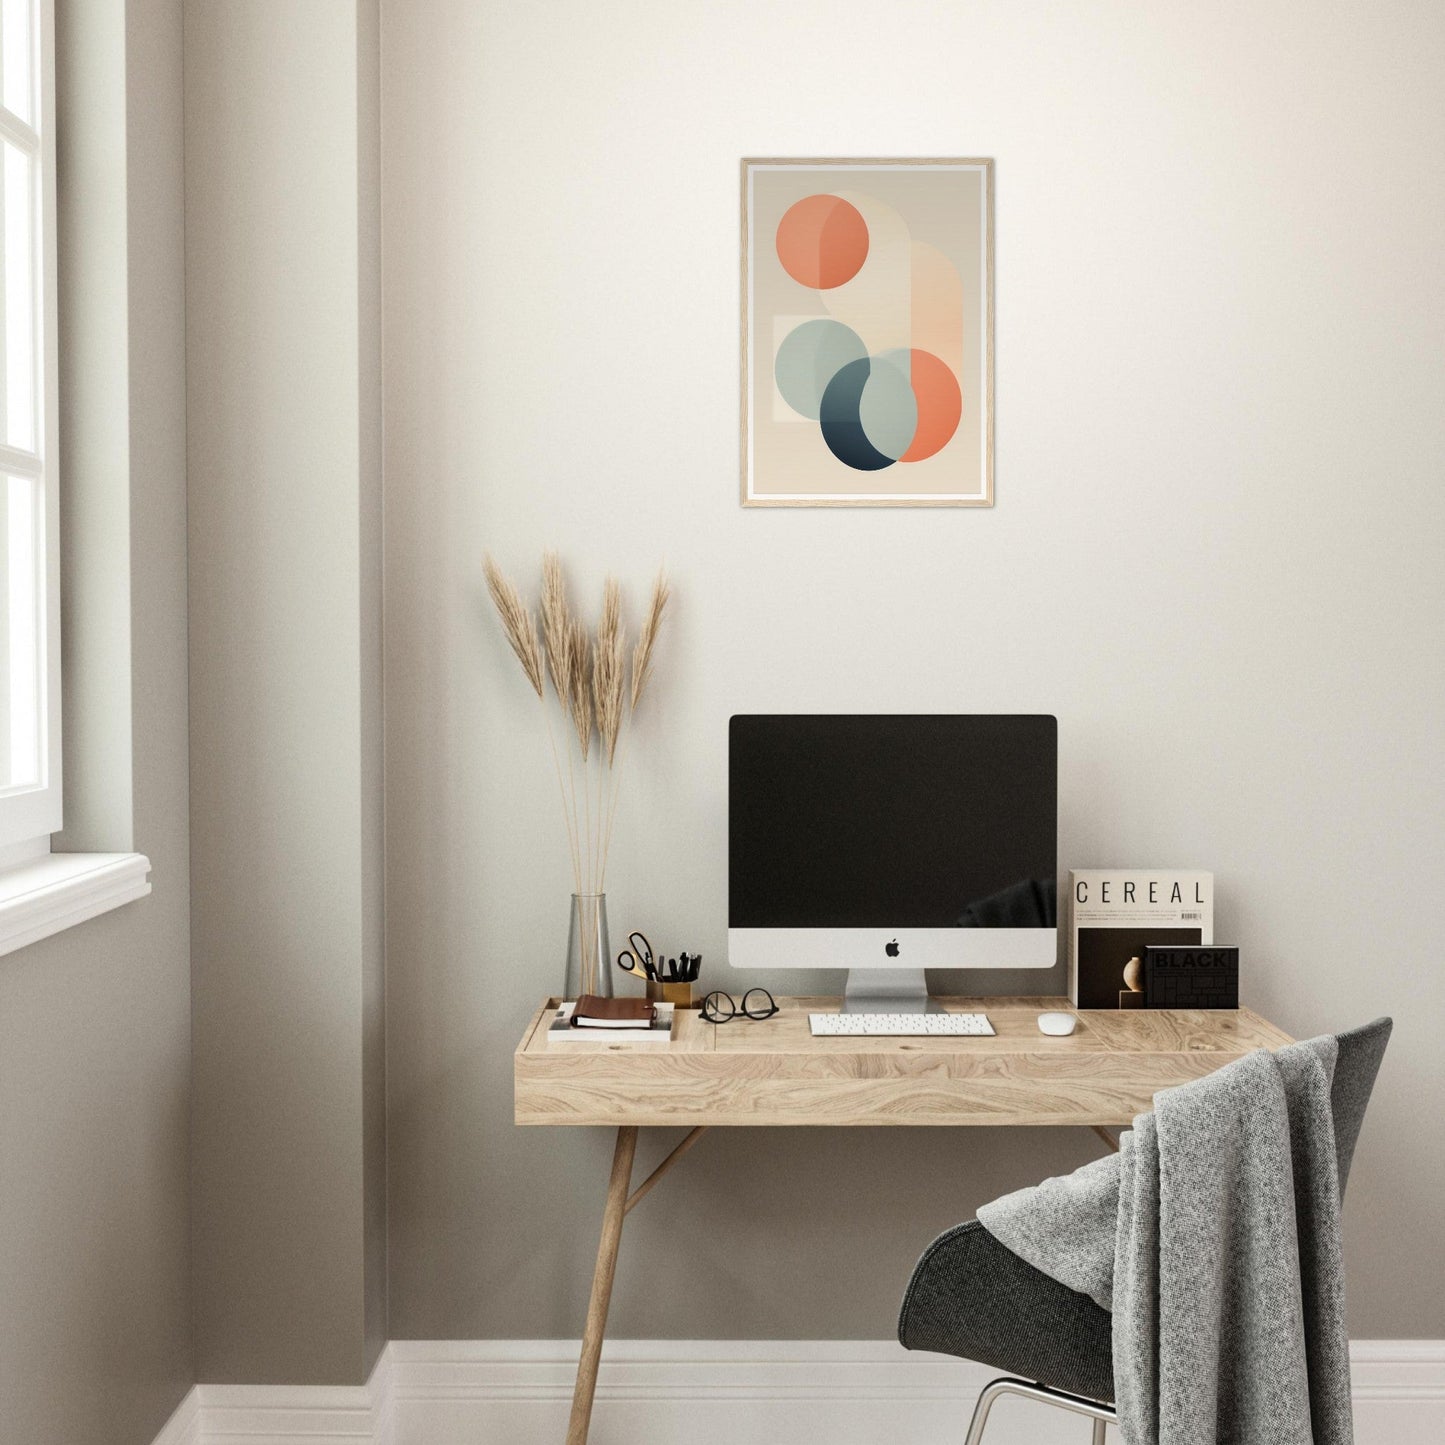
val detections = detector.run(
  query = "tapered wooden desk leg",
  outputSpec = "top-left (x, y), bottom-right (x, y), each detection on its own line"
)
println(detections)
top-left (566, 1125), bottom-right (638, 1445)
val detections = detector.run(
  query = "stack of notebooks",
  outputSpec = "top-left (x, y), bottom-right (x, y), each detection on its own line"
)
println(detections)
top-left (546, 995), bottom-right (676, 1045)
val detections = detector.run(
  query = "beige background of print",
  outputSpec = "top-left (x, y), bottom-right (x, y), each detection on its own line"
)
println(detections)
top-left (746, 162), bottom-right (987, 500)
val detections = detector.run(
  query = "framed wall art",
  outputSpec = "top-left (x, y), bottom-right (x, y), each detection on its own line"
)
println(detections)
top-left (741, 157), bottom-right (994, 508)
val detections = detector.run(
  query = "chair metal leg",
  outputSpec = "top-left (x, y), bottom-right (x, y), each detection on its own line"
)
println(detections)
top-left (963, 1377), bottom-right (1116, 1445)
top-left (962, 1378), bottom-right (1011, 1445)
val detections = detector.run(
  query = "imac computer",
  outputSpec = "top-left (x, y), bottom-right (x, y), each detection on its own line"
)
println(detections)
top-left (728, 714), bottom-right (1058, 1013)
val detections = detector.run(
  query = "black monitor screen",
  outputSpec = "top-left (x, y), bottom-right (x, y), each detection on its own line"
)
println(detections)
top-left (729, 715), bottom-right (1057, 928)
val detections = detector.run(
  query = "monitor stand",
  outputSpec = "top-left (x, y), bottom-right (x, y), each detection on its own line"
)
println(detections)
top-left (841, 967), bottom-right (940, 1015)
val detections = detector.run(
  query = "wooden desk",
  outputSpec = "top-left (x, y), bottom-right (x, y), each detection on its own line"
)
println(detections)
top-left (514, 996), bottom-right (1292, 1444)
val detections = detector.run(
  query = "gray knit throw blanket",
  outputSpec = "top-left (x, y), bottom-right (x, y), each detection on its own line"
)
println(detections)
top-left (977, 1038), bottom-right (1353, 1445)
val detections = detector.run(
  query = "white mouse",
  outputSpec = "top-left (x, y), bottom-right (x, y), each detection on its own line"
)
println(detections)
top-left (1037, 1011), bottom-right (1078, 1037)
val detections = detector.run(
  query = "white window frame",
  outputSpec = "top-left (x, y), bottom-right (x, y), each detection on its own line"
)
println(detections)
top-left (0, 0), bottom-right (150, 954)
top-left (0, 0), bottom-right (59, 856)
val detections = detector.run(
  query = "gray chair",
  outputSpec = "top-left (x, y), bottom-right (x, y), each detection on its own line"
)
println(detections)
top-left (898, 1018), bottom-right (1392, 1444)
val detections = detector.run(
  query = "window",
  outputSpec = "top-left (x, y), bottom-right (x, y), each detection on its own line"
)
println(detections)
top-left (0, 0), bottom-right (148, 950)
top-left (0, 0), bottom-right (57, 859)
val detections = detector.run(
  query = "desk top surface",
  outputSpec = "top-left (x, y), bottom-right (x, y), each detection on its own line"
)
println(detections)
top-left (514, 996), bottom-right (1293, 1128)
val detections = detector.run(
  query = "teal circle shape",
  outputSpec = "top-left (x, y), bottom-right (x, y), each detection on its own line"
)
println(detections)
top-left (858, 350), bottom-right (918, 461)
top-left (819, 358), bottom-right (894, 471)
top-left (774, 319), bottom-right (867, 421)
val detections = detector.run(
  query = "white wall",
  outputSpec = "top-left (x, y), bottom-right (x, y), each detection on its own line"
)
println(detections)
top-left (382, 0), bottom-right (1445, 1341)
top-left (186, 0), bottom-right (385, 1386)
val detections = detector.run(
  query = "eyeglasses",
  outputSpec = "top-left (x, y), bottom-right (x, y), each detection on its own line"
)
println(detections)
top-left (700, 988), bottom-right (779, 1023)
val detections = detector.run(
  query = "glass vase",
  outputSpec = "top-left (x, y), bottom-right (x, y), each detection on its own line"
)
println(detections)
top-left (564, 892), bottom-right (612, 1001)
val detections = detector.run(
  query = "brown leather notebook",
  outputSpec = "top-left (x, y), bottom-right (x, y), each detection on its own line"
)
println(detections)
top-left (572, 995), bottom-right (656, 1028)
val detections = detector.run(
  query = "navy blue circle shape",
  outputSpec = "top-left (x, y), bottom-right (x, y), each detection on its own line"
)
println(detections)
top-left (817, 357), bottom-right (896, 472)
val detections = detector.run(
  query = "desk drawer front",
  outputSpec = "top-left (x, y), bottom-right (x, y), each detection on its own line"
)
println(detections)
top-left (514, 1048), bottom-right (1254, 1127)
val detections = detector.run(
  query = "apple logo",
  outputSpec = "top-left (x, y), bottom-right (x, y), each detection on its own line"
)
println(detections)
top-left (885, 939), bottom-right (900, 957)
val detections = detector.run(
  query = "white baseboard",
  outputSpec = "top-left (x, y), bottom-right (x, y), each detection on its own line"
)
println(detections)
top-left (150, 1385), bottom-right (200, 1445)
top-left (1349, 1340), bottom-right (1445, 1444)
top-left (151, 1339), bottom-right (1445, 1445)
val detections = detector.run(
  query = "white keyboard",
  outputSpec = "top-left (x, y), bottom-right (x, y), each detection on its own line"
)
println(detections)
top-left (808, 1011), bottom-right (995, 1037)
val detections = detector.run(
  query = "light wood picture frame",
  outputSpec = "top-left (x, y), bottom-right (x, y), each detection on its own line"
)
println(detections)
top-left (741, 157), bottom-right (994, 508)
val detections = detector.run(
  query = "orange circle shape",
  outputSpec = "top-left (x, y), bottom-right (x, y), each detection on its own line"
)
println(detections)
top-left (898, 350), bottom-right (962, 462)
top-left (775, 194), bottom-right (869, 290)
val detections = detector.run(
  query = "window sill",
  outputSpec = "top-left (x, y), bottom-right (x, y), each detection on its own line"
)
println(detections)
top-left (0, 852), bottom-right (152, 959)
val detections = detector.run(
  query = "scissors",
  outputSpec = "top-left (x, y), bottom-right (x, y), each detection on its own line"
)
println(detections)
top-left (616, 931), bottom-right (657, 982)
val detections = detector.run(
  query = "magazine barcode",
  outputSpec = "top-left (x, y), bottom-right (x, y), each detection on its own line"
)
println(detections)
top-left (1182, 911), bottom-right (1203, 920)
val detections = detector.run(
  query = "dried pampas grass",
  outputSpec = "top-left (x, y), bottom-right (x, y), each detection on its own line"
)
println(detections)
top-left (483, 556), bottom-right (544, 699)
top-left (483, 552), bottom-right (671, 898)
top-left (567, 617), bottom-right (593, 761)
top-left (630, 569), bottom-right (670, 710)
top-left (540, 551), bottom-right (572, 703)
top-left (593, 579), bottom-right (625, 766)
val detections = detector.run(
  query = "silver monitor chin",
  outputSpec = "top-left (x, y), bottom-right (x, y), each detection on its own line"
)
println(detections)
top-left (727, 927), bottom-right (1057, 1013)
